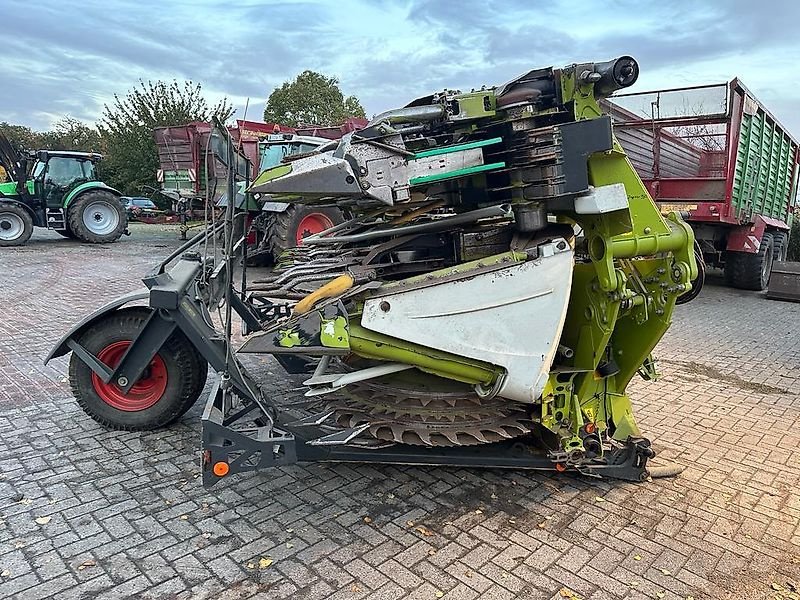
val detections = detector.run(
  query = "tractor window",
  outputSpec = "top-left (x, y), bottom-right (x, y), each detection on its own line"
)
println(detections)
top-left (32, 161), bottom-right (46, 180)
top-left (81, 160), bottom-right (97, 180)
top-left (46, 158), bottom-right (84, 186)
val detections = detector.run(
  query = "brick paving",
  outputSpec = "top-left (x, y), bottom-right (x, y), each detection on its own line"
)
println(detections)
top-left (1, 225), bottom-right (799, 600)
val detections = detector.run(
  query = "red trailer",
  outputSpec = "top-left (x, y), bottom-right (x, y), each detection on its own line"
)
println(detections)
top-left (607, 81), bottom-right (799, 292)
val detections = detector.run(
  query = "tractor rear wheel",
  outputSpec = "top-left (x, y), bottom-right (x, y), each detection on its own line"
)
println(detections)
top-left (724, 232), bottom-right (775, 291)
top-left (264, 204), bottom-right (343, 262)
top-left (55, 225), bottom-right (77, 239)
top-left (0, 203), bottom-right (33, 247)
top-left (68, 190), bottom-right (128, 243)
top-left (69, 308), bottom-right (208, 431)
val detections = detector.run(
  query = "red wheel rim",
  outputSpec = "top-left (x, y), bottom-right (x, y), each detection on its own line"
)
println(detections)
top-left (296, 213), bottom-right (335, 245)
top-left (91, 341), bottom-right (168, 411)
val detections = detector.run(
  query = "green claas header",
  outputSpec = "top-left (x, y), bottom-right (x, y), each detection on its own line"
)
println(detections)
top-left (49, 56), bottom-right (697, 486)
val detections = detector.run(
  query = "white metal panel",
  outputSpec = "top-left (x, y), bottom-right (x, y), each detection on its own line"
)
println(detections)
top-left (361, 241), bottom-right (574, 403)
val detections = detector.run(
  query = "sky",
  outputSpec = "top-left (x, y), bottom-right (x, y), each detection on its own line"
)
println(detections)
top-left (2, 0), bottom-right (800, 139)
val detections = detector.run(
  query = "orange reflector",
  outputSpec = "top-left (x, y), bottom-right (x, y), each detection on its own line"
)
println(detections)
top-left (585, 422), bottom-right (597, 434)
top-left (213, 461), bottom-right (230, 477)
top-left (555, 462), bottom-right (567, 472)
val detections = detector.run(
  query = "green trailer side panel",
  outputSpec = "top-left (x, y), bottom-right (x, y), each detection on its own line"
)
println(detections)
top-left (731, 100), bottom-right (798, 221)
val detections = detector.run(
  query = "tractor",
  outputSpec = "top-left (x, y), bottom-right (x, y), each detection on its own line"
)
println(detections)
top-left (0, 132), bottom-right (127, 246)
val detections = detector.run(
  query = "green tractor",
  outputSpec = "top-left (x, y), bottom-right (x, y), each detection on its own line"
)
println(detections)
top-left (0, 132), bottom-right (128, 246)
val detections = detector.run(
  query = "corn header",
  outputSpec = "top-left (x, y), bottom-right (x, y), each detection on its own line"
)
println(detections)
top-left (48, 56), bottom-right (696, 486)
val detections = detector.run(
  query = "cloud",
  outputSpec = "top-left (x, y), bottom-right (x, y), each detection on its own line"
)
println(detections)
top-left (1, 0), bottom-right (798, 139)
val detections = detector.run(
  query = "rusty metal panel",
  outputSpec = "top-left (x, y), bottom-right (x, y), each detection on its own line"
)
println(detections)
top-left (767, 261), bottom-right (800, 302)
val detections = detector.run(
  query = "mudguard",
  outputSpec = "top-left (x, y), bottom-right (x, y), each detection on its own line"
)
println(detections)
top-left (44, 290), bottom-right (149, 363)
top-left (62, 182), bottom-right (122, 208)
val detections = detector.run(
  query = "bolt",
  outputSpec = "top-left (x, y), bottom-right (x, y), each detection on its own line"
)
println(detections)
top-left (117, 377), bottom-right (129, 387)
top-left (379, 301), bottom-right (391, 312)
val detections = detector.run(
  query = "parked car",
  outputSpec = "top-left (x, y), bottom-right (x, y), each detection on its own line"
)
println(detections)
top-left (121, 196), bottom-right (161, 220)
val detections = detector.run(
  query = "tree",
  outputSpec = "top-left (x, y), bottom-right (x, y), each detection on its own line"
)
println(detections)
top-left (263, 71), bottom-right (366, 127)
top-left (98, 80), bottom-right (234, 194)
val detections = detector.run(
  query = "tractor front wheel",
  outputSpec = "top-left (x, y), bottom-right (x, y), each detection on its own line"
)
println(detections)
top-left (264, 204), bottom-right (343, 262)
top-left (69, 309), bottom-right (208, 430)
top-left (68, 190), bottom-right (128, 243)
top-left (0, 203), bottom-right (33, 247)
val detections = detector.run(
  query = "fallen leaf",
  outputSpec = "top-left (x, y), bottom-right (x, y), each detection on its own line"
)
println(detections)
top-left (491, 493), bottom-right (498, 499)
top-left (428, 550), bottom-right (436, 556)
top-left (633, 555), bottom-right (642, 561)
top-left (406, 520), bottom-right (415, 527)
top-left (501, 573), bottom-right (509, 579)
top-left (475, 509), bottom-right (483, 515)
top-left (464, 570), bottom-right (473, 578)
top-left (387, 493), bottom-right (395, 499)
top-left (545, 516), bottom-right (553, 520)
top-left (435, 592), bottom-right (444, 599)
top-left (35, 516), bottom-right (51, 525)
top-left (246, 562), bottom-right (255, 569)
top-left (629, 581), bottom-right (639, 587)
top-left (351, 584), bottom-right (362, 593)
top-left (258, 557), bottom-right (273, 569)
top-left (77, 560), bottom-right (96, 571)
top-left (180, 515), bottom-right (189, 521)
top-left (1, 570), bottom-right (10, 577)
top-left (285, 543), bottom-right (294, 549)
top-left (287, 529), bottom-right (294, 533)
top-left (14, 541), bottom-right (24, 549)
top-left (537, 522), bottom-right (546, 529)
top-left (559, 587), bottom-right (580, 598)
top-left (19, 498), bottom-right (31, 506)
top-left (656, 592), bottom-right (665, 599)
top-left (508, 519), bottom-right (516, 525)
top-left (772, 583), bottom-right (784, 591)
top-left (415, 525), bottom-right (434, 537)
top-left (660, 568), bottom-right (672, 575)
top-left (363, 516), bottom-right (373, 524)
top-left (594, 496), bottom-right (605, 503)
top-left (202, 533), bottom-right (212, 539)
top-left (686, 596), bottom-right (694, 600)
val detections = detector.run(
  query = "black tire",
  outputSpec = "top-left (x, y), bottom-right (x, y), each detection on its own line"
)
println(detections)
top-left (676, 246), bottom-right (705, 305)
top-left (772, 230), bottom-right (789, 262)
top-left (55, 225), bottom-right (76, 239)
top-left (0, 202), bottom-right (33, 247)
top-left (264, 204), bottom-right (344, 262)
top-left (724, 232), bottom-right (775, 291)
top-left (67, 190), bottom-right (128, 243)
top-left (69, 308), bottom-right (208, 431)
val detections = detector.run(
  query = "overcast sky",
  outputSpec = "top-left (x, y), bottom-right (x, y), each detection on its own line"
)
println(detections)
top-left (3, 0), bottom-right (799, 138)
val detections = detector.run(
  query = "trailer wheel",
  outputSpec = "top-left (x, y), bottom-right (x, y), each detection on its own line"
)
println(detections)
top-left (772, 231), bottom-right (789, 262)
top-left (264, 204), bottom-right (343, 262)
top-left (68, 190), bottom-right (128, 244)
top-left (724, 232), bottom-right (775, 291)
top-left (0, 203), bottom-right (33, 247)
top-left (676, 246), bottom-right (705, 305)
top-left (69, 309), bottom-right (208, 431)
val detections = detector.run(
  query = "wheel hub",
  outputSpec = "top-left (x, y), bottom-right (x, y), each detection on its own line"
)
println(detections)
top-left (91, 341), bottom-right (167, 411)
top-left (296, 213), bottom-right (335, 245)
top-left (82, 201), bottom-right (120, 236)
top-left (0, 214), bottom-right (24, 240)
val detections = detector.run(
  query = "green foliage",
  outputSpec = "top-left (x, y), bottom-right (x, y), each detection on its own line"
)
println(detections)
top-left (263, 71), bottom-right (366, 127)
top-left (98, 80), bottom-right (234, 194)
top-left (788, 208), bottom-right (800, 261)
top-left (0, 117), bottom-right (101, 153)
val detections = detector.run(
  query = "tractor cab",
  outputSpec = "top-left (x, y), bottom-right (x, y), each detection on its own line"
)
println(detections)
top-left (30, 150), bottom-right (104, 209)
